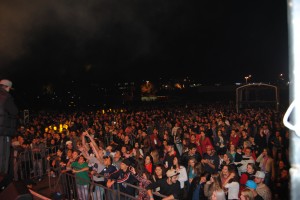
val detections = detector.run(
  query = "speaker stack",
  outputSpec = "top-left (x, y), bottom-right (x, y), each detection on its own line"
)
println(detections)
top-left (0, 180), bottom-right (33, 200)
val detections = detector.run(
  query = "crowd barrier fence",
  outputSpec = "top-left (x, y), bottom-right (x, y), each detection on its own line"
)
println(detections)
top-left (13, 145), bottom-right (176, 200)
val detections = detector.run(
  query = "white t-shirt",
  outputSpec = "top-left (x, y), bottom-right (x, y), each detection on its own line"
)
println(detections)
top-left (224, 181), bottom-right (240, 200)
top-left (177, 166), bottom-right (188, 189)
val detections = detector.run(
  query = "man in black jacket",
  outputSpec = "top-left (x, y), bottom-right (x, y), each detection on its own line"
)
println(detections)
top-left (0, 79), bottom-right (18, 175)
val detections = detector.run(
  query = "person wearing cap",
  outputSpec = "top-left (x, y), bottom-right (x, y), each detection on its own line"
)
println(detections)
top-left (107, 158), bottom-right (138, 199)
top-left (0, 79), bottom-right (18, 175)
top-left (65, 140), bottom-right (73, 155)
top-left (245, 180), bottom-right (264, 200)
top-left (254, 171), bottom-right (272, 200)
top-left (146, 168), bottom-right (181, 200)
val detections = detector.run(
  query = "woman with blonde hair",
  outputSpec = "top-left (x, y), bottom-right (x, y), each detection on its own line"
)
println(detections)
top-left (240, 188), bottom-right (254, 200)
top-left (187, 157), bottom-right (198, 184)
top-left (204, 173), bottom-right (226, 200)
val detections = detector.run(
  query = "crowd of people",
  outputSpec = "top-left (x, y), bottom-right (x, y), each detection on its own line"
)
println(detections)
top-left (10, 103), bottom-right (290, 200)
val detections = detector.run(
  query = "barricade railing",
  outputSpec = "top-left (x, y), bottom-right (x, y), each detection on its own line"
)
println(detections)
top-left (13, 145), bottom-right (177, 200)
top-left (13, 144), bottom-right (63, 183)
top-left (48, 170), bottom-right (176, 200)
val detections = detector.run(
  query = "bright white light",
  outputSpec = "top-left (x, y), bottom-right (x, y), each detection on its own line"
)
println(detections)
top-left (285, 0), bottom-right (300, 136)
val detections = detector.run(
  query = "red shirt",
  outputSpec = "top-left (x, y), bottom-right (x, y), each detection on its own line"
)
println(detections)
top-left (145, 163), bottom-right (153, 174)
top-left (199, 137), bottom-right (213, 156)
top-left (230, 135), bottom-right (240, 146)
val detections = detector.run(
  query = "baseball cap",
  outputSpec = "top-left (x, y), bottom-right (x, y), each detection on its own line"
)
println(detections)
top-left (166, 169), bottom-right (180, 178)
top-left (245, 180), bottom-right (257, 189)
top-left (0, 79), bottom-right (13, 89)
top-left (254, 171), bottom-right (265, 179)
top-left (66, 141), bottom-right (72, 145)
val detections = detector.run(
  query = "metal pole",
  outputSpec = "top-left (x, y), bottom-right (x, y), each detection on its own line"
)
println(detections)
top-left (284, 0), bottom-right (300, 199)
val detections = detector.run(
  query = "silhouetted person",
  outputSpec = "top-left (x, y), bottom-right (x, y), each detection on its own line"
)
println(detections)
top-left (0, 79), bottom-right (18, 175)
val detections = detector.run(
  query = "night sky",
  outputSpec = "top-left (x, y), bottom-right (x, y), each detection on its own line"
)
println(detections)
top-left (0, 0), bottom-right (289, 90)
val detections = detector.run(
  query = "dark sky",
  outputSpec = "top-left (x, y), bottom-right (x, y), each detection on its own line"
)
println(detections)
top-left (0, 0), bottom-right (289, 89)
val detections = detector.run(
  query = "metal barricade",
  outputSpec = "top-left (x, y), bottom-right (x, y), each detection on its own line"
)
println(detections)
top-left (49, 171), bottom-right (175, 200)
top-left (13, 144), bottom-right (63, 183)
top-left (13, 145), bottom-right (177, 200)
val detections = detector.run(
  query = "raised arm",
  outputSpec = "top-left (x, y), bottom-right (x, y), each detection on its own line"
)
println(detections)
top-left (83, 131), bottom-right (100, 154)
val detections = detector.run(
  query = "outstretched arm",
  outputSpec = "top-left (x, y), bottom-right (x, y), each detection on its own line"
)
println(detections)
top-left (83, 131), bottom-right (100, 154)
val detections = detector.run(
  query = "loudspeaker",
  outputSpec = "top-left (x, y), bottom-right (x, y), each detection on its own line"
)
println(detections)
top-left (0, 181), bottom-right (33, 200)
top-left (0, 172), bottom-right (12, 190)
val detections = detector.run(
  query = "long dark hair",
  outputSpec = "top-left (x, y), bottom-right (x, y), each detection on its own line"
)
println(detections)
top-left (152, 164), bottom-right (166, 181)
top-left (228, 168), bottom-right (239, 183)
top-left (135, 157), bottom-right (147, 176)
top-left (144, 153), bottom-right (154, 164)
